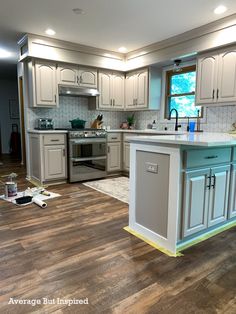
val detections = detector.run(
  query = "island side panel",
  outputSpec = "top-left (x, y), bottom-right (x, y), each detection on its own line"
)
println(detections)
top-left (135, 151), bottom-right (169, 238)
top-left (129, 142), bottom-right (181, 255)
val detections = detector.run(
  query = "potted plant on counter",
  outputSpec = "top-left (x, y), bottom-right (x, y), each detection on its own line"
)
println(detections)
top-left (127, 113), bottom-right (135, 129)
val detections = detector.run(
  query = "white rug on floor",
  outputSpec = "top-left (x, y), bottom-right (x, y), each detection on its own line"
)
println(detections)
top-left (83, 176), bottom-right (129, 203)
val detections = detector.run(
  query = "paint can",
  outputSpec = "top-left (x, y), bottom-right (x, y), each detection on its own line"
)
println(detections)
top-left (5, 182), bottom-right (17, 198)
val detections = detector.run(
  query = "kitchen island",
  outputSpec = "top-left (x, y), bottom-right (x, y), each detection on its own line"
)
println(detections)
top-left (128, 133), bottom-right (236, 256)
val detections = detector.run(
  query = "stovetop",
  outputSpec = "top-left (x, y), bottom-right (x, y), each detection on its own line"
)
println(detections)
top-left (55, 128), bottom-right (107, 138)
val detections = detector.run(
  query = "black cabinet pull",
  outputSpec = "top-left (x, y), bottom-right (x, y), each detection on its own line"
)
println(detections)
top-left (217, 89), bottom-right (219, 99)
top-left (204, 155), bottom-right (218, 159)
top-left (212, 89), bottom-right (215, 99)
top-left (206, 176), bottom-right (211, 189)
top-left (211, 175), bottom-right (216, 189)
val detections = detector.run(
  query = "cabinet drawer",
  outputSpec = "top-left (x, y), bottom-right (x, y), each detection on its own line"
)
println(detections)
top-left (107, 132), bottom-right (121, 142)
top-left (43, 134), bottom-right (66, 145)
top-left (233, 147), bottom-right (236, 161)
top-left (184, 147), bottom-right (231, 168)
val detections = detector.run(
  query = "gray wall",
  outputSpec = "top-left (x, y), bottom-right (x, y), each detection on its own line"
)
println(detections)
top-left (0, 79), bottom-right (19, 154)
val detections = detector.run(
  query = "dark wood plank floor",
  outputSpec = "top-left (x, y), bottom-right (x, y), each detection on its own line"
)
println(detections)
top-left (0, 155), bottom-right (236, 314)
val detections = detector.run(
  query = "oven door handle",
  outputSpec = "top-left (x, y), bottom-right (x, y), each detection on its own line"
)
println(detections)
top-left (70, 156), bottom-right (107, 162)
top-left (70, 138), bottom-right (106, 144)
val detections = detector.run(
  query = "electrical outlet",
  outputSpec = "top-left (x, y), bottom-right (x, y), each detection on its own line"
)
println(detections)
top-left (146, 162), bottom-right (158, 173)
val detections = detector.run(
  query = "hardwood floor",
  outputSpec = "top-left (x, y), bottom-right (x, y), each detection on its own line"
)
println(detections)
top-left (0, 156), bottom-right (236, 314)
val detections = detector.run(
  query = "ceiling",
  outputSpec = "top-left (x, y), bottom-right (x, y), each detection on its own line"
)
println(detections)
top-left (0, 0), bottom-right (236, 75)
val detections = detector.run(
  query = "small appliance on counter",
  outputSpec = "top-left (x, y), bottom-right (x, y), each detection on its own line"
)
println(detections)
top-left (35, 118), bottom-right (54, 130)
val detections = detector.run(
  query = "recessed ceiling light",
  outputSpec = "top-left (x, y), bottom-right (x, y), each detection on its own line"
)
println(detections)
top-left (0, 48), bottom-right (12, 58)
top-left (118, 47), bottom-right (127, 53)
top-left (214, 5), bottom-right (227, 14)
top-left (72, 8), bottom-right (85, 15)
top-left (45, 29), bottom-right (56, 36)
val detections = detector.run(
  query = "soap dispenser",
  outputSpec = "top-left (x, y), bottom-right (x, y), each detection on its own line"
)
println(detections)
top-left (152, 120), bottom-right (157, 129)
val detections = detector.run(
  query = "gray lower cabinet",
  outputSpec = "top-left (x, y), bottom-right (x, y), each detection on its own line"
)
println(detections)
top-left (29, 132), bottom-right (67, 183)
top-left (44, 145), bottom-right (66, 180)
top-left (107, 142), bottom-right (121, 172)
top-left (183, 165), bottom-right (230, 237)
top-left (229, 164), bottom-right (236, 218)
top-left (123, 142), bottom-right (130, 171)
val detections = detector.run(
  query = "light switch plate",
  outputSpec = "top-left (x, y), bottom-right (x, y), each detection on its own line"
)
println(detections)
top-left (146, 162), bottom-right (158, 173)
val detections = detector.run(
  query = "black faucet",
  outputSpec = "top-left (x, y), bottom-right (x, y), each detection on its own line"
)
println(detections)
top-left (168, 108), bottom-right (181, 131)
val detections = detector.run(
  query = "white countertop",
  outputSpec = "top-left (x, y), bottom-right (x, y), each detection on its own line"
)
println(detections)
top-left (128, 132), bottom-right (236, 147)
top-left (107, 129), bottom-right (186, 135)
top-left (28, 130), bottom-right (68, 134)
top-left (28, 129), bottom-right (185, 135)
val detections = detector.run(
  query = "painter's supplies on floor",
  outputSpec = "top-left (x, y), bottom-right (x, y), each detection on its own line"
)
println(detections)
top-left (0, 172), bottom-right (18, 198)
top-left (15, 196), bottom-right (33, 205)
top-left (32, 197), bottom-right (47, 208)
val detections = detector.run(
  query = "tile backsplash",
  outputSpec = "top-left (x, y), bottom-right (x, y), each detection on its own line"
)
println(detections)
top-left (27, 96), bottom-right (236, 132)
top-left (27, 96), bottom-right (127, 129)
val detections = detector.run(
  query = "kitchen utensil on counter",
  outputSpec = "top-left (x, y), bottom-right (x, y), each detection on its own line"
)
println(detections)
top-left (69, 118), bottom-right (86, 129)
top-left (91, 114), bottom-right (103, 129)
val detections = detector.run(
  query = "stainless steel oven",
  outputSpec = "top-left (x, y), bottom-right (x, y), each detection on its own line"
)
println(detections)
top-left (68, 129), bottom-right (107, 182)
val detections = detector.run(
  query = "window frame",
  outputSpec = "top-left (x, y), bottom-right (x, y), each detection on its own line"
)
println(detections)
top-left (164, 64), bottom-right (202, 119)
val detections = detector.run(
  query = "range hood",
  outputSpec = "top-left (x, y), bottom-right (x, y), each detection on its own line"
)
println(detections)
top-left (59, 85), bottom-right (100, 97)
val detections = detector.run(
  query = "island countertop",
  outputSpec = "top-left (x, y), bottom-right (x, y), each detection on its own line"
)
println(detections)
top-left (128, 132), bottom-right (236, 147)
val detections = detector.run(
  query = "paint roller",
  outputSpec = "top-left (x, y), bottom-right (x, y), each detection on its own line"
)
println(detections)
top-left (32, 197), bottom-right (47, 208)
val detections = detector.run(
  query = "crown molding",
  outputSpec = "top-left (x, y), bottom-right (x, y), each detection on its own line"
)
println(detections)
top-left (126, 14), bottom-right (236, 60)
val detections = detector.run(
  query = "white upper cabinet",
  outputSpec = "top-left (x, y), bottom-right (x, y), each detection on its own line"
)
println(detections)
top-left (98, 70), bottom-right (125, 110)
top-left (112, 73), bottom-right (125, 109)
top-left (196, 55), bottom-right (218, 104)
top-left (136, 70), bottom-right (148, 108)
top-left (57, 65), bottom-right (97, 88)
top-left (78, 67), bottom-right (97, 88)
top-left (196, 46), bottom-right (236, 105)
top-left (99, 71), bottom-right (113, 109)
top-left (57, 66), bottom-right (78, 86)
top-left (125, 73), bottom-right (136, 109)
top-left (35, 61), bottom-right (57, 107)
top-left (217, 50), bottom-right (236, 103)
top-left (125, 68), bottom-right (148, 110)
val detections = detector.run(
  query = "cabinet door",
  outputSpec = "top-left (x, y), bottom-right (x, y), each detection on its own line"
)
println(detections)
top-left (57, 66), bottom-right (78, 86)
top-left (99, 71), bottom-right (112, 109)
top-left (229, 164), bottom-right (236, 218)
top-left (196, 55), bottom-right (218, 104)
top-left (107, 142), bottom-right (121, 172)
top-left (183, 169), bottom-right (210, 237)
top-left (44, 145), bottom-right (66, 180)
top-left (112, 73), bottom-right (125, 109)
top-left (136, 70), bottom-right (148, 108)
top-left (208, 165), bottom-right (230, 227)
top-left (35, 62), bottom-right (57, 106)
top-left (217, 50), bottom-right (236, 103)
top-left (78, 68), bottom-right (97, 88)
top-left (125, 73), bottom-right (136, 109)
top-left (123, 142), bottom-right (130, 171)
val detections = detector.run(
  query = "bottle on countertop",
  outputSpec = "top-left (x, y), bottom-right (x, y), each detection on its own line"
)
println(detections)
top-left (152, 120), bottom-right (157, 129)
